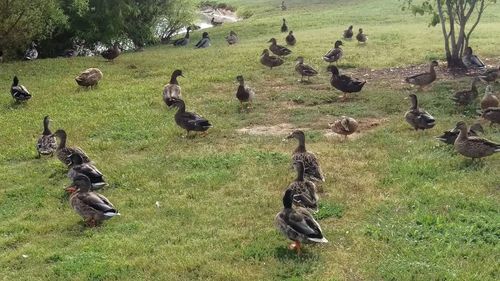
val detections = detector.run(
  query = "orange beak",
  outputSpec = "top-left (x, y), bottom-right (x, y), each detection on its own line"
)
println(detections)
top-left (65, 186), bottom-right (77, 193)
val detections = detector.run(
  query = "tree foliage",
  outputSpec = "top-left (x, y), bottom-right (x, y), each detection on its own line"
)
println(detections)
top-left (402, 0), bottom-right (497, 68)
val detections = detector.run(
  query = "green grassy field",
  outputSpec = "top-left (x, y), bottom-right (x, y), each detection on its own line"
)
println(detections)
top-left (1, 0), bottom-right (499, 280)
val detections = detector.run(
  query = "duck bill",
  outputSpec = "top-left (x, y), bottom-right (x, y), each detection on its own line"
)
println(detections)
top-left (65, 186), bottom-right (77, 193)
top-left (282, 133), bottom-right (293, 142)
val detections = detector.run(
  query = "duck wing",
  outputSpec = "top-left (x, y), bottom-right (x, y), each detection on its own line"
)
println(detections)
top-left (471, 55), bottom-right (485, 68)
top-left (37, 135), bottom-right (57, 154)
top-left (77, 192), bottom-right (118, 216)
top-left (184, 111), bottom-right (212, 128)
top-left (288, 208), bottom-right (327, 242)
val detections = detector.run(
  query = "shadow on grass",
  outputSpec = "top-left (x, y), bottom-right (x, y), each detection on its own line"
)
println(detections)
top-left (274, 246), bottom-right (318, 261)
top-left (457, 159), bottom-right (486, 171)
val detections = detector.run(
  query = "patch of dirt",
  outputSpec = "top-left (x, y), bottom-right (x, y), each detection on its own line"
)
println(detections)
top-left (324, 117), bottom-right (388, 140)
top-left (237, 123), bottom-right (308, 136)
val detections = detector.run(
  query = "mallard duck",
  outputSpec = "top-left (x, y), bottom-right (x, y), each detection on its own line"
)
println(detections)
top-left (451, 77), bottom-right (480, 106)
top-left (236, 75), bottom-right (255, 110)
top-left (101, 42), bottom-right (121, 61)
top-left (453, 121), bottom-right (500, 160)
top-left (10, 76), bottom-right (31, 101)
top-left (286, 161), bottom-right (319, 213)
top-left (281, 0), bottom-right (287, 10)
top-left (75, 68), bottom-right (103, 89)
top-left (226, 31), bottom-right (238, 45)
top-left (343, 26), bottom-right (354, 39)
top-left (163, 69), bottom-right (184, 107)
top-left (479, 67), bottom-right (500, 84)
top-left (295, 57), bottom-right (318, 82)
top-left (327, 65), bottom-right (366, 100)
top-left (482, 107), bottom-right (500, 126)
top-left (462, 47), bottom-right (485, 70)
top-left (24, 42), bottom-right (38, 60)
top-left (36, 116), bottom-right (57, 158)
top-left (480, 85), bottom-right (499, 110)
top-left (172, 26), bottom-right (192, 46)
top-left (171, 99), bottom-right (212, 137)
top-left (328, 116), bottom-right (358, 140)
top-left (284, 130), bottom-right (325, 182)
top-left (405, 60), bottom-right (438, 91)
top-left (268, 38), bottom-right (292, 57)
top-left (211, 17), bottom-right (223, 26)
top-left (436, 123), bottom-right (483, 145)
top-left (356, 28), bottom-right (367, 43)
top-left (281, 18), bottom-right (288, 33)
top-left (285, 31), bottom-right (296, 46)
top-left (404, 94), bottom-right (436, 131)
top-left (52, 129), bottom-right (91, 166)
top-left (195, 32), bottom-right (211, 48)
top-left (65, 174), bottom-right (119, 227)
top-left (323, 40), bottom-right (343, 64)
top-left (67, 153), bottom-right (106, 190)
top-left (260, 49), bottom-right (284, 69)
top-left (275, 188), bottom-right (328, 255)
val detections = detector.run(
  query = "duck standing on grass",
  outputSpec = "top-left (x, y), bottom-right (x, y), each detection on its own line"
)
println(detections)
top-left (482, 107), bottom-right (500, 126)
top-left (226, 31), bottom-right (238, 45)
top-left (268, 38), bottom-right (292, 57)
top-left (36, 116), bottom-right (57, 158)
top-left (327, 65), bottom-right (366, 100)
top-left (163, 69), bottom-right (184, 107)
top-left (75, 68), bottom-right (103, 89)
top-left (480, 85), bottom-right (499, 110)
top-left (260, 49), bottom-right (284, 69)
top-left (286, 161), bottom-right (319, 213)
top-left (285, 31), bottom-right (296, 46)
top-left (101, 42), bottom-right (121, 62)
top-left (235, 75), bottom-right (255, 110)
top-left (343, 25), bottom-right (354, 39)
top-left (323, 40), bottom-right (343, 65)
top-left (356, 28), bottom-right (367, 43)
top-left (10, 76), bottom-right (32, 102)
top-left (281, 18), bottom-right (288, 33)
top-left (65, 174), bottom-right (120, 227)
top-left (452, 121), bottom-right (500, 160)
top-left (405, 60), bottom-right (438, 91)
top-left (275, 189), bottom-right (328, 255)
top-left (51, 129), bottom-right (91, 166)
top-left (404, 94), bottom-right (435, 131)
top-left (195, 32), bottom-right (211, 48)
top-left (170, 99), bottom-right (212, 137)
top-left (284, 130), bottom-right (325, 183)
top-left (295, 57), bottom-right (318, 82)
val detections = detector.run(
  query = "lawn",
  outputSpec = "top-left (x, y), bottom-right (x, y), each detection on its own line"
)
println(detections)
top-left (0, 0), bottom-right (499, 280)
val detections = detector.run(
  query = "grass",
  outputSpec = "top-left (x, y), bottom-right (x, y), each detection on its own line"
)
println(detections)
top-left (1, 0), bottom-right (499, 280)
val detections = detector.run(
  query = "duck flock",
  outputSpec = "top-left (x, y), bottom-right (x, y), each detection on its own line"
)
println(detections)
top-left (7, 1), bottom-right (500, 256)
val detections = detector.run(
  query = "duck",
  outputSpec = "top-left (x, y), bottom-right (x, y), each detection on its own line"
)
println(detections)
top-left (404, 94), bottom-right (436, 131)
top-left (67, 153), bottom-right (106, 190)
top-left (101, 42), bottom-right (121, 61)
top-left (24, 42), bottom-right (38, 60)
top-left (323, 40), bottom-right (343, 64)
top-left (436, 123), bottom-right (483, 145)
top-left (451, 77), bottom-right (480, 106)
top-left (285, 31), bottom-right (296, 46)
top-left (170, 99), bottom-right (212, 137)
top-left (163, 69), bottom-right (184, 107)
top-left (268, 38), bottom-right (292, 57)
top-left (281, 18), bottom-right (288, 33)
top-left (235, 75), bottom-right (255, 110)
top-left (356, 28), bottom-right (367, 43)
top-left (479, 66), bottom-right (500, 84)
top-left (328, 116), bottom-right (358, 140)
top-left (172, 26), bottom-right (192, 46)
top-left (226, 31), bottom-right (238, 45)
top-left (211, 17), bottom-right (223, 26)
top-left (482, 107), bottom-right (500, 126)
top-left (284, 130), bottom-right (325, 182)
top-left (65, 174), bottom-right (120, 227)
top-left (453, 121), bottom-right (500, 160)
top-left (295, 57), bottom-right (318, 82)
top-left (286, 161), bottom-right (319, 213)
top-left (260, 49), bottom-right (284, 69)
top-left (275, 188), bottom-right (328, 255)
top-left (10, 76), bottom-right (31, 101)
top-left (36, 116), bottom-right (57, 158)
top-left (480, 85), bottom-right (500, 110)
top-left (405, 60), bottom-right (438, 91)
top-left (327, 65), bottom-right (366, 100)
top-left (462, 47), bottom-right (485, 70)
top-left (281, 0), bottom-right (287, 10)
top-left (195, 32), bottom-right (211, 48)
top-left (51, 129), bottom-right (91, 166)
top-left (75, 68), bottom-right (103, 89)
top-left (343, 25), bottom-right (354, 39)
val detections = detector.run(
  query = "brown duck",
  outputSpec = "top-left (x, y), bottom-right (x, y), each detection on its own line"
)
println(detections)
top-left (286, 161), bottom-right (319, 213)
top-left (451, 77), bottom-right (480, 106)
top-left (329, 116), bottom-right (358, 140)
top-left (75, 68), bottom-right (103, 88)
top-left (260, 49), bottom-right (284, 69)
top-left (436, 123), bottom-right (483, 145)
top-left (268, 38), bottom-right (292, 57)
top-left (101, 42), bottom-right (121, 62)
top-left (295, 57), bottom-right (318, 82)
top-left (65, 174), bottom-right (120, 227)
top-left (405, 61), bottom-right (438, 90)
top-left (52, 129), bottom-right (91, 166)
top-left (480, 85), bottom-right (499, 110)
top-left (36, 115), bottom-right (57, 158)
top-left (453, 121), bottom-right (500, 160)
top-left (285, 31), bottom-right (296, 46)
top-left (479, 66), bottom-right (500, 83)
top-left (482, 107), bottom-right (500, 126)
top-left (284, 130), bottom-right (325, 182)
